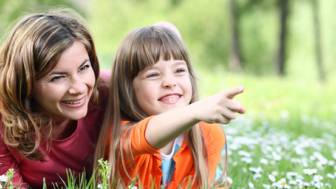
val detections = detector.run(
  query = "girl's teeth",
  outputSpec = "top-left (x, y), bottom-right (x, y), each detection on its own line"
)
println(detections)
top-left (160, 95), bottom-right (179, 104)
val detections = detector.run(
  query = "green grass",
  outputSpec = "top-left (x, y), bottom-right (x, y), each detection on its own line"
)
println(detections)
top-left (197, 69), bottom-right (336, 135)
top-left (197, 70), bottom-right (336, 188)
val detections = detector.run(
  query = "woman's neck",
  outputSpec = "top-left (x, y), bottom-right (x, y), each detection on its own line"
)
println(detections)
top-left (52, 119), bottom-right (77, 139)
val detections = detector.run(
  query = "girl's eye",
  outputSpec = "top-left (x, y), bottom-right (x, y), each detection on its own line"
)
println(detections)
top-left (49, 75), bottom-right (65, 82)
top-left (145, 73), bottom-right (160, 78)
top-left (79, 63), bottom-right (91, 72)
top-left (176, 67), bottom-right (187, 73)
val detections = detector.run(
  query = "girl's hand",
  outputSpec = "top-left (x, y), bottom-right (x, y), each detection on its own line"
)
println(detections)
top-left (191, 86), bottom-right (245, 124)
top-left (145, 86), bottom-right (245, 148)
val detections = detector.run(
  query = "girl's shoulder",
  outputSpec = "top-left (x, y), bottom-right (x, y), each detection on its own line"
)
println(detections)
top-left (199, 122), bottom-right (225, 145)
top-left (199, 122), bottom-right (224, 135)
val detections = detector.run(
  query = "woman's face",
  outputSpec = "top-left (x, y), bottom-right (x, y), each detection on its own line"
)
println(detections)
top-left (33, 41), bottom-right (96, 121)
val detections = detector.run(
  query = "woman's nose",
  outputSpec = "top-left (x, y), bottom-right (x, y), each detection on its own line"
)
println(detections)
top-left (68, 77), bottom-right (86, 94)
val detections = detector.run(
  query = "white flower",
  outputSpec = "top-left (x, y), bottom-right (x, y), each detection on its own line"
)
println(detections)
top-left (272, 152), bottom-right (282, 161)
top-left (238, 150), bottom-right (251, 157)
top-left (0, 175), bottom-right (8, 182)
top-left (312, 152), bottom-right (328, 167)
top-left (241, 157), bottom-right (252, 164)
top-left (312, 175), bottom-right (323, 182)
top-left (268, 174), bottom-right (276, 182)
top-left (272, 178), bottom-right (290, 189)
top-left (303, 168), bottom-right (317, 176)
top-left (297, 180), bottom-right (310, 188)
top-left (222, 176), bottom-right (233, 186)
top-left (263, 184), bottom-right (271, 189)
top-left (311, 180), bottom-right (323, 189)
top-left (326, 173), bottom-right (335, 179)
top-left (332, 151), bottom-right (336, 160)
top-left (253, 173), bottom-right (262, 180)
top-left (248, 182), bottom-right (255, 189)
top-left (271, 171), bottom-right (279, 176)
top-left (260, 158), bottom-right (269, 165)
top-left (249, 167), bottom-right (262, 174)
top-left (327, 160), bottom-right (335, 166)
top-left (286, 171), bottom-right (298, 179)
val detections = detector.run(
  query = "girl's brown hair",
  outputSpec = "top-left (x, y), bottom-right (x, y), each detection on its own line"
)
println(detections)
top-left (95, 26), bottom-right (209, 187)
top-left (0, 9), bottom-right (100, 159)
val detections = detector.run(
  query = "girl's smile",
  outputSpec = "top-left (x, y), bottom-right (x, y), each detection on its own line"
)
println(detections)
top-left (133, 58), bottom-right (192, 115)
top-left (158, 93), bottom-right (182, 105)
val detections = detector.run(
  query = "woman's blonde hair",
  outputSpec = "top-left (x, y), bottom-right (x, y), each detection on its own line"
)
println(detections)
top-left (95, 26), bottom-right (209, 187)
top-left (0, 9), bottom-right (100, 159)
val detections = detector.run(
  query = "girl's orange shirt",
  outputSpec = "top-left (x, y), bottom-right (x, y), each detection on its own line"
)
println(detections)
top-left (105, 117), bottom-right (225, 189)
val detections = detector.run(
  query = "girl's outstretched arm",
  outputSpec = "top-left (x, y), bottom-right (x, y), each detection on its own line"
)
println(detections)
top-left (145, 86), bottom-right (245, 148)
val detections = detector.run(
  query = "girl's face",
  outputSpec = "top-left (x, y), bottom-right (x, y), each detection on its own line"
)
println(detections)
top-left (133, 58), bottom-right (193, 115)
top-left (33, 41), bottom-right (96, 121)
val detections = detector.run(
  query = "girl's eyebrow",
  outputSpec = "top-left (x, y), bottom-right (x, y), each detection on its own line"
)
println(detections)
top-left (142, 64), bottom-right (158, 72)
top-left (49, 59), bottom-right (90, 75)
top-left (173, 60), bottom-right (187, 66)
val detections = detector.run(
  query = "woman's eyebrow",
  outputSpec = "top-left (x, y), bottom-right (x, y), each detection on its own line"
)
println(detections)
top-left (49, 59), bottom-right (90, 75)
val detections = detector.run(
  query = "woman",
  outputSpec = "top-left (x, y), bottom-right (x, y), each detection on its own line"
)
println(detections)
top-left (0, 10), bottom-right (108, 188)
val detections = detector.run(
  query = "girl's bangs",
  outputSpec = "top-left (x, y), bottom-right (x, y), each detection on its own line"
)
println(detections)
top-left (129, 27), bottom-right (187, 78)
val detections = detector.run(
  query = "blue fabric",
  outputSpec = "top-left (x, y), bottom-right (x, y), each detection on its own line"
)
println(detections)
top-left (161, 142), bottom-right (181, 187)
top-left (215, 143), bottom-right (227, 181)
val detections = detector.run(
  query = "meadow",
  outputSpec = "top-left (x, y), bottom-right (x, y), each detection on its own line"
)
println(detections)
top-left (199, 71), bottom-right (336, 188)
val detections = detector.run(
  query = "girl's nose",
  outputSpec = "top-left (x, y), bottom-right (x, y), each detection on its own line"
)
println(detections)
top-left (161, 75), bottom-right (177, 88)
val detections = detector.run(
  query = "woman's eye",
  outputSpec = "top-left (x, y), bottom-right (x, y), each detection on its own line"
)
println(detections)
top-left (49, 75), bottom-right (65, 82)
top-left (79, 63), bottom-right (91, 72)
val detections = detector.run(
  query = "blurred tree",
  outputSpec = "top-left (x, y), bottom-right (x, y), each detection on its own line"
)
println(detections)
top-left (228, 0), bottom-right (244, 71)
top-left (0, 0), bottom-right (81, 42)
top-left (311, 0), bottom-right (326, 82)
top-left (238, 0), bottom-right (278, 74)
top-left (277, 0), bottom-right (290, 76)
top-left (170, 0), bottom-right (183, 7)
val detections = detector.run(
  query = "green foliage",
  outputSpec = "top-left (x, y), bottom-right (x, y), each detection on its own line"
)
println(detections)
top-left (0, 0), bottom-right (81, 43)
top-left (2, 0), bottom-right (336, 78)
top-left (89, 0), bottom-right (231, 69)
top-left (89, 0), bottom-right (336, 79)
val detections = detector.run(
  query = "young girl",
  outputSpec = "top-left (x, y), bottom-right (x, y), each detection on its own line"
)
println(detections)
top-left (95, 25), bottom-right (244, 188)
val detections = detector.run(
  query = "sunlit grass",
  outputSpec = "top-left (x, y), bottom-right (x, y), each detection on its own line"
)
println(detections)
top-left (225, 116), bottom-right (336, 188)
top-left (197, 70), bottom-right (336, 188)
top-left (197, 69), bottom-right (335, 134)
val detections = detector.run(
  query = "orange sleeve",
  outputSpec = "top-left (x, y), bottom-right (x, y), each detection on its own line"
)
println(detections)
top-left (200, 123), bottom-right (225, 182)
top-left (121, 117), bottom-right (159, 157)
